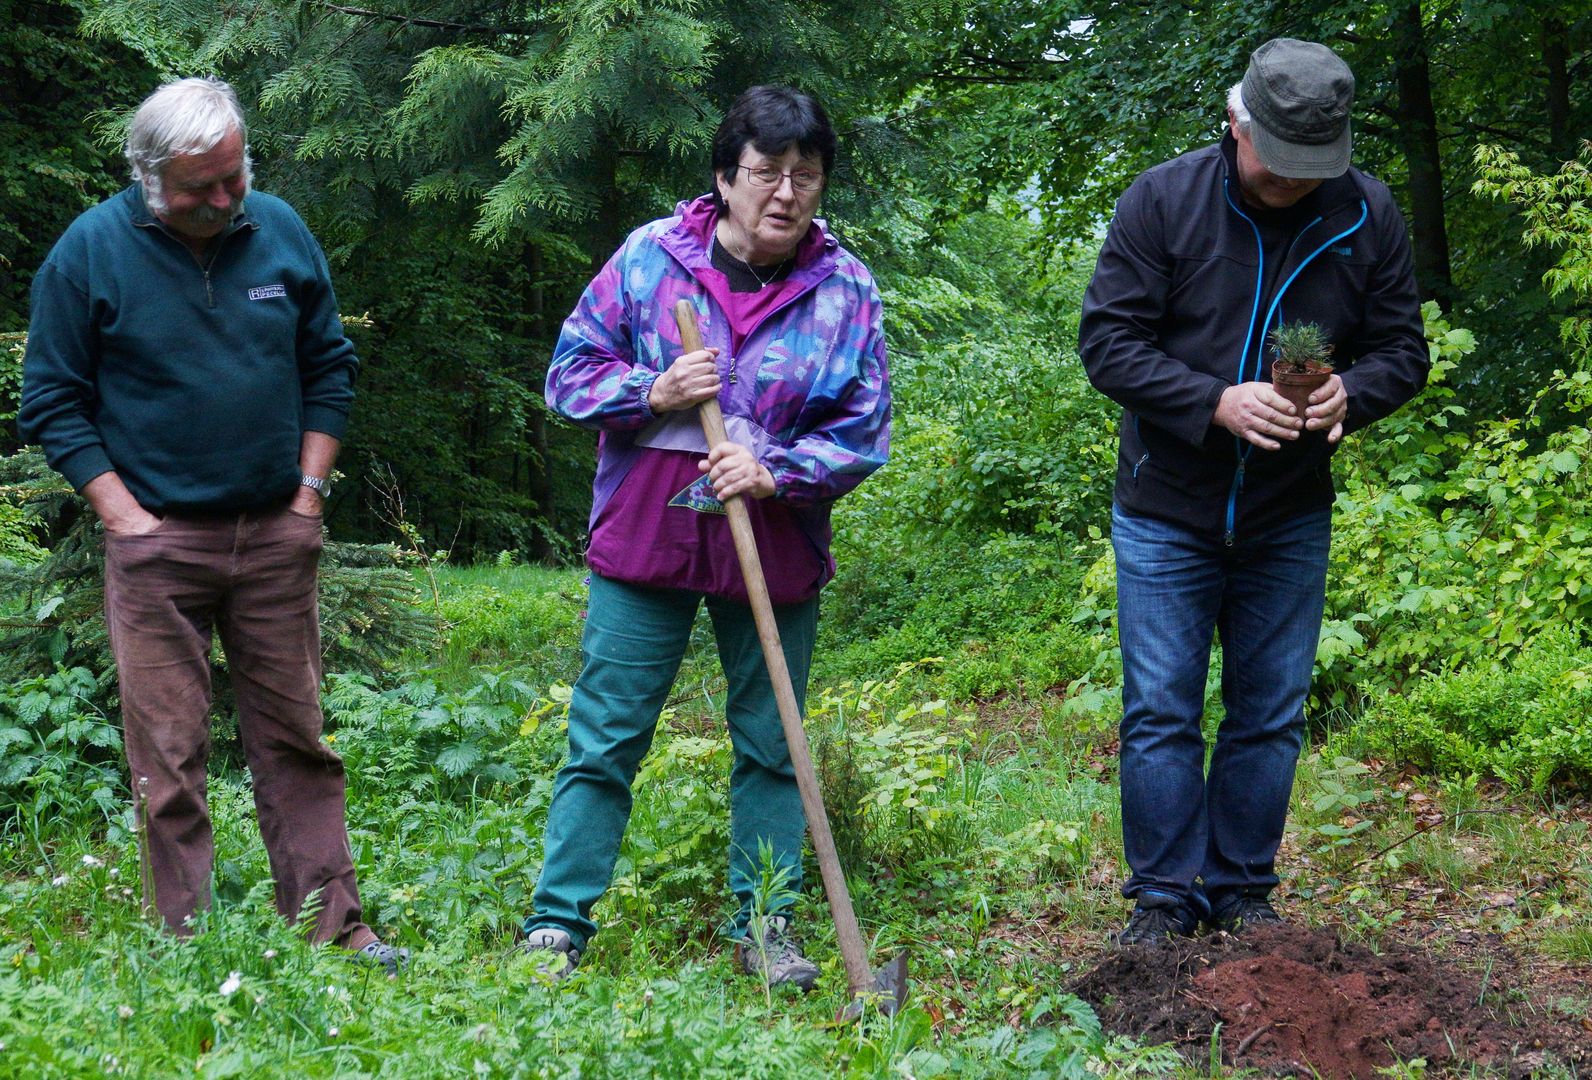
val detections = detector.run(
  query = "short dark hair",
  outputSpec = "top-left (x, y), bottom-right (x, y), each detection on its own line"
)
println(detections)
top-left (710, 85), bottom-right (836, 208)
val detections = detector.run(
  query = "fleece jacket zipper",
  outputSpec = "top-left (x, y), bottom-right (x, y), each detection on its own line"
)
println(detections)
top-left (134, 218), bottom-right (247, 309)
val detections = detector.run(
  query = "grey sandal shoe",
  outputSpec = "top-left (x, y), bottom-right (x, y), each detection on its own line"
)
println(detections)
top-left (350, 940), bottom-right (411, 976)
top-left (519, 926), bottom-right (581, 981)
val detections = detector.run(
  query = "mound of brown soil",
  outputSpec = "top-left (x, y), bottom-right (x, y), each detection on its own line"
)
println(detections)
top-left (1072, 924), bottom-right (1587, 1078)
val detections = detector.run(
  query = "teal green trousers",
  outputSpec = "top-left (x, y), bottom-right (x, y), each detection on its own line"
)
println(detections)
top-left (525, 573), bottom-right (817, 951)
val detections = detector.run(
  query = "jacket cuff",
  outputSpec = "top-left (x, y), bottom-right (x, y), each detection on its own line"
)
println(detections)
top-left (302, 405), bottom-right (350, 440)
top-left (634, 369), bottom-right (660, 422)
top-left (1195, 378), bottom-right (1230, 437)
top-left (56, 444), bottom-right (115, 493)
top-left (1166, 377), bottom-right (1230, 447)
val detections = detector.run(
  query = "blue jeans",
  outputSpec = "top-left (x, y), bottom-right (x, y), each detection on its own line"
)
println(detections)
top-left (526, 574), bottom-right (817, 951)
top-left (1112, 503), bottom-right (1330, 921)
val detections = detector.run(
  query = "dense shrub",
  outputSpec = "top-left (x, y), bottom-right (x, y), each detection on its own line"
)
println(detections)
top-left (821, 529), bottom-right (1104, 699)
top-left (1360, 625), bottom-right (1592, 790)
top-left (852, 207), bottom-right (1116, 547)
top-left (1316, 304), bottom-right (1592, 715)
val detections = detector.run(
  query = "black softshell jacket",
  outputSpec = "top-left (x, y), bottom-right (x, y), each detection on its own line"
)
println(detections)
top-left (1079, 134), bottom-right (1429, 541)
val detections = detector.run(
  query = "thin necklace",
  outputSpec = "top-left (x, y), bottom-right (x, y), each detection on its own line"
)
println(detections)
top-left (718, 237), bottom-right (789, 289)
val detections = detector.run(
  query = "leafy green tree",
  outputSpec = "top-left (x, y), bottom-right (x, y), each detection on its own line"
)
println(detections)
top-left (1474, 141), bottom-right (1592, 390)
top-left (0, 1), bottom-right (152, 334)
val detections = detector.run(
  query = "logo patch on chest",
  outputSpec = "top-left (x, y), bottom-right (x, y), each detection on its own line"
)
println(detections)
top-left (248, 284), bottom-right (288, 300)
top-left (1328, 244), bottom-right (1353, 257)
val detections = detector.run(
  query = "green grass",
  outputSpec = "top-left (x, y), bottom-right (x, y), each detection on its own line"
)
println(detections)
top-left (419, 564), bottom-right (588, 687)
top-left (2, 562), bottom-right (1589, 1077)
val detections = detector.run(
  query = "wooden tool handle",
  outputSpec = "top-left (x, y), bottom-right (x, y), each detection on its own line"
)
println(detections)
top-left (673, 299), bottom-right (876, 996)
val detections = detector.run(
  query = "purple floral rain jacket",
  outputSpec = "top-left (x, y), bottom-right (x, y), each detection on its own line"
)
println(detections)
top-left (546, 195), bottom-right (891, 604)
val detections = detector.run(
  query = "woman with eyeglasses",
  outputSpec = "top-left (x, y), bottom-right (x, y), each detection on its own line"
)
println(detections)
top-left (520, 85), bottom-right (891, 993)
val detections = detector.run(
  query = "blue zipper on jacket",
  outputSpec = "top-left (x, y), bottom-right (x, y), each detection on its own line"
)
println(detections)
top-left (1224, 211), bottom-right (1322, 541)
top-left (1219, 180), bottom-right (1368, 545)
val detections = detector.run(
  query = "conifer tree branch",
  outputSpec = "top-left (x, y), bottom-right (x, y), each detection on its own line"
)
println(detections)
top-left (317, 2), bottom-right (511, 35)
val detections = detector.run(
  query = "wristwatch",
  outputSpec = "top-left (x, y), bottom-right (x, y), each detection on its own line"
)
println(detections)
top-left (300, 474), bottom-right (332, 498)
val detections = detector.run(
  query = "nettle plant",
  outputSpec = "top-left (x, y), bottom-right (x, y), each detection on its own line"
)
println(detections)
top-left (810, 661), bottom-right (968, 869)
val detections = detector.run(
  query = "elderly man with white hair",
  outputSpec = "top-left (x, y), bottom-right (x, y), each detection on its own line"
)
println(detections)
top-left (1079, 39), bottom-right (1429, 946)
top-left (19, 77), bottom-right (407, 973)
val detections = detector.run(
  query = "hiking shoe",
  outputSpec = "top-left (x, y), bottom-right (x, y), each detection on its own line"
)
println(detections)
top-left (350, 939), bottom-right (411, 976)
top-left (735, 915), bottom-right (819, 992)
top-left (1209, 895), bottom-right (1283, 935)
top-left (1114, 905), bottom-right (1194, 947)
top-left (520, 926), bottom-right (580, 981)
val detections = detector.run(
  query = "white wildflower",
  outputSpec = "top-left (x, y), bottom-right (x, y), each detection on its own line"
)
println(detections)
top-left (262, 949), bottom-right (277, 960)
top-left (108, 868), bottom-right (120, 879)
top-left (218, 972), bottom-right (242, 997)
top-left (327, 1027), bottom-right (339, 1038)
top-left (117, 1005), bottom-right (134, 1019)
top-left (50, 874), bottom-right (68, 886)
top-left (81, 854), bottom-right (103, 868)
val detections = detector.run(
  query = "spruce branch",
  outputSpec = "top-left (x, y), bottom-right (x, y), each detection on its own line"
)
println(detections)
top-left (316, 2), bottom-right (518, 35)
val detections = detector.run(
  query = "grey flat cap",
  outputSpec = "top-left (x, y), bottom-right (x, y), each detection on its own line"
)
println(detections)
top-left (1241, 37), bottom-right (1354, 179)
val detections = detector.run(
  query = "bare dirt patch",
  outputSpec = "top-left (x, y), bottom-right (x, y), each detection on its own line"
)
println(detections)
top-left (1072, 924), bottom-right (1589, 1078)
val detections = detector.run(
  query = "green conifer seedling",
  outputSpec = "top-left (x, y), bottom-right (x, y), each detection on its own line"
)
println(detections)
top-left (1269, 322), bottom-right (1336, 374)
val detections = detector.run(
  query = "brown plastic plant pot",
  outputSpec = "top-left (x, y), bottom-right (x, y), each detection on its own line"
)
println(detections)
top-left (1270, 360), bottom-right (1333, 420)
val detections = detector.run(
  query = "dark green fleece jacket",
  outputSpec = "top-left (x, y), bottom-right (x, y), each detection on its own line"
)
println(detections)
top-left (18, 185), bottom-right (358, 514)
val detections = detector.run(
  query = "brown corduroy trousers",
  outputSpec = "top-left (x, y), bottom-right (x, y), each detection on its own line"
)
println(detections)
top-left (102, 506), bottom-right (374, 949)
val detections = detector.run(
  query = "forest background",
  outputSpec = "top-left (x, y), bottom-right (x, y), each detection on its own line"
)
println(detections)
top-left (2, 1), bottom-right (1592, 1077)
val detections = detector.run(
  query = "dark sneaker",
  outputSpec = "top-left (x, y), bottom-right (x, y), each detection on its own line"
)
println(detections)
top-left (520, 926), bottom-right (580, 981)
top-left (735, 914), bottom-right (819, 991)
top-left (350, 940), bottom-right (411, 976)
top-left (1114, 905), bottom-right (1194, 947)
top-left (1209, 895), bottom-right (1283, 935)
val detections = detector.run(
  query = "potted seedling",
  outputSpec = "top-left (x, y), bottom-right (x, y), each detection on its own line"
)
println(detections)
top-left (1269, 322), bottom-right (1335, 420)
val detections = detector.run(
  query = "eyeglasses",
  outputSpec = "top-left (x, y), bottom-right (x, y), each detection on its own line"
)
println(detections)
top-left (738, 164), bottom-right (824, 192)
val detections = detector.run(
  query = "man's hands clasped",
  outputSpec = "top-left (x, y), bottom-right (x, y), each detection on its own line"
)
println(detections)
top-left (1213, 375), bottom-right (1347, 450)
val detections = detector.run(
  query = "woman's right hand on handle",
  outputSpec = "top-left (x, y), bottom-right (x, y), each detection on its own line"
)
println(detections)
top-left (649, 347), bottom-right (721, 413)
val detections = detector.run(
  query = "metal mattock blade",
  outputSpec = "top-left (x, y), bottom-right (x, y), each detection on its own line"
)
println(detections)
top-left (836, 952), bottom-right (910, 1023)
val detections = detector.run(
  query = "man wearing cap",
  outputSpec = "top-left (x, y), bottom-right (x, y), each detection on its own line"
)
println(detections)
top-left (1079, 38), bottom-right (1428, 944)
